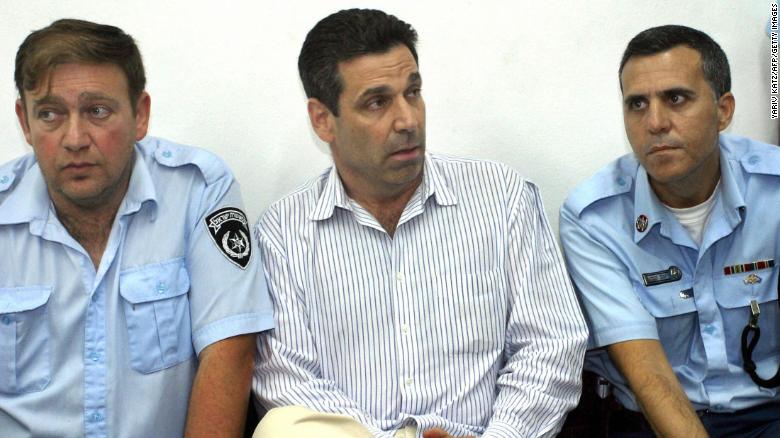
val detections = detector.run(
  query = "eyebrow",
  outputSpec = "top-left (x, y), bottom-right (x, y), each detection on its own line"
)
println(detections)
top-left (663, 87), bottom-right (696, 98)
top-left (32, 94), bottom-right (66, 108)
top-left (32, 92), bottom-right (120, 109)
top-left (79, 92), bottom-right (121, 106)
top-left (357, 72), bottom-right (423, 101)
top-left (623, 87), bottom-right (696, 105)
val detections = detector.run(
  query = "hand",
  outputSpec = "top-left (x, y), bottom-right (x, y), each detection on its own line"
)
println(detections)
top-left (422, 428), bottom-right (475, 438)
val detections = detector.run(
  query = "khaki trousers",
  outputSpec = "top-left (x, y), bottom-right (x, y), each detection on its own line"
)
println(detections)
top-left (253, 406), bottom-right (417, 438)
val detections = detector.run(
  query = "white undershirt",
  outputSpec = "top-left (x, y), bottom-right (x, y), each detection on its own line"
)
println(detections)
top-left (664, 180), bottom-right (721, 247)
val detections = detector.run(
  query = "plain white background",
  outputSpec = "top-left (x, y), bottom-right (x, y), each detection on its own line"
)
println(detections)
top-left (1, 1), bottom-right (776, 233)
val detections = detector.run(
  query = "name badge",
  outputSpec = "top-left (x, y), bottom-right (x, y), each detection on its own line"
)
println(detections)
top-left (642, 266), bottom-right (682, 287)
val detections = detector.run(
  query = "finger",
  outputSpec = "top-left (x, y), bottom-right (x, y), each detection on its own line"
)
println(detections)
top-left (422, 428), bottom-right (450, 438)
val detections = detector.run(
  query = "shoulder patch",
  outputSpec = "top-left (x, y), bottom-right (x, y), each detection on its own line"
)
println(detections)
top-left (204, 207), bottom-right (252, 269)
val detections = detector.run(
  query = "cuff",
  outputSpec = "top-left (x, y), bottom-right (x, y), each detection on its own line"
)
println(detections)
top-left (482, 419), bottom-right (528, 438)
top-left (592, 323), bottom-right (659, 347)
top-left (193, 311), bottom-right (275, 354)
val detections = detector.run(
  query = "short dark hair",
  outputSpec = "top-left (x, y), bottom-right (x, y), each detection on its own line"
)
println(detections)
top-left (15, 18), bottom-right (146, 112)
top-left (619, 25), bottom-right (731, 98)
top-left (298, 9), bottom-right (418, 116)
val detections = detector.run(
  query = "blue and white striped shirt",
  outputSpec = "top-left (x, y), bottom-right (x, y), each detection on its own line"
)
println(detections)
top-left (253, 154), bottom-right (587, 437)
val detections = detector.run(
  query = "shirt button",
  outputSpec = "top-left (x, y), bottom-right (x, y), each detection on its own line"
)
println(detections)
top-left (2, 315), bottom-right (11, 325)
top-left (748, 155), bottom-right (760, 165)
top-left (162, 150), bottom-right (172, 158)
top-left (90, 353), bottom-right (99, 362)
top-left (703, 324), bottom-right (715, 335)
top-left (91, 413), bottom-right (102, 422)
top-left (156, 281), bottom-right (167, 294)
top-left (395, 272), bottom-right (404, 282)
top-left (616, 176), bottom-right (626, 186)
top-left (713, 404), bottom-right (724, 410)
top-left (401, 324), bottom-right (410, 335)
top-left (405, 378), bottom-right (413, 386)
top-left (0, 175), bottom-right (8, 184)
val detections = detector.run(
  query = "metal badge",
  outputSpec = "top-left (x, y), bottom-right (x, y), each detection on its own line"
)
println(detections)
top-left (642, 265), bottom-right (683, 286)
top-left (595, 376), bottom-right (611, 399)
top-left (636, 214), bottom-right (649, 232)
top-left (743, 274), bottom-right (762, 285)
top-left (679, 288), bottom-right (694, 299)
top-left (749, 300), bottom-right (761, 328)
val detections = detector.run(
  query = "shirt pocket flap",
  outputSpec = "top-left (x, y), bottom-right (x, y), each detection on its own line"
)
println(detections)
top-left (119, 258), bottom-right (190, 304)
top-left (634, 281), bottom-right (696, 318)
top-left (0, 287), bottom-right (53, 314)
top-left (715, 268), bottom-right (778, 309)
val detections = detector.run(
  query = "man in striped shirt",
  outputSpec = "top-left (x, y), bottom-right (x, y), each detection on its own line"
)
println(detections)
top-left (253, 9), bottom-right (587, 438)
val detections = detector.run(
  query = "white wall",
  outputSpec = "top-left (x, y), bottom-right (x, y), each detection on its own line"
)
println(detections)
top-left (1, 1), bottom-right (775, 233)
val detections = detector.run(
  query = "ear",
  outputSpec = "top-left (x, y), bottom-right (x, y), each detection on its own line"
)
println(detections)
top-left (307, 97), bottom-right (336, 144)
top-left (15, 98), bottom-right (32, 146)
top-left (134, 91), bottom-right (151, 141)
top-left (716, 91), bottom-right (735, 131)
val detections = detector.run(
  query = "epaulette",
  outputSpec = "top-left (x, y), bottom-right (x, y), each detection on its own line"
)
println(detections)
top-left (0, 154), bottom-right (36, 194)
top-left (725, 134), bottom-right (780, 177)
top-left (141, 137), bottom-right (231, 186)
top-left (564, 153), bottom-right (638, 216)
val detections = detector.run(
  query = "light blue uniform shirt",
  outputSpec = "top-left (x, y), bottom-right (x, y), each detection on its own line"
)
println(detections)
top-left (560, 134), bottom-right (780, 413)
top-left (0, 137), bottom-right (274, 437)
top-left (255, 154), bottom-right (588, 438)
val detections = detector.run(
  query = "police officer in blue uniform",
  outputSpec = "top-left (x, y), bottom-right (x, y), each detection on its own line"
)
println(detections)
top-left (0, 19), bottom-right (274, 437)
top-left (561, 25), bottom-right (780, 437)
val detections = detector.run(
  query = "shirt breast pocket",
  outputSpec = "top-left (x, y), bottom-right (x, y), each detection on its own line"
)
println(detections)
top-left (119, 258), bottom-right (194, 374)
top-left (0, 286), bottom-right (52, 394)
top-left (634, 281), bottom-right (697, 364)
top-left (634, 279), bottom-right (696, 317)
top-left (715, 267), bottom-right (779, 363)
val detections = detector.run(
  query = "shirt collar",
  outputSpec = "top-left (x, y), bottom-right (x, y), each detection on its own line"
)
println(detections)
top-left (0, 145), bottom-right (157, 226)
top-left (632, 165), bottom-right (669, 243)
top-left (119, 145), bottom-right (158, 218)
top-left (717, 143), bottom-right (746, 222)
top-left (423, 153), bottom-right (458, 207)
top-left (309, 166), bottom-right (351, 221)
top-left (632, 140), bottom-right (745, 243)
top-left (309, 153), bottom-right (457, 221)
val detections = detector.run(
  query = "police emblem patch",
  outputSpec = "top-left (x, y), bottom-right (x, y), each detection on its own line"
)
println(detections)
top-left (204, 207), bottom-right (252, 269)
